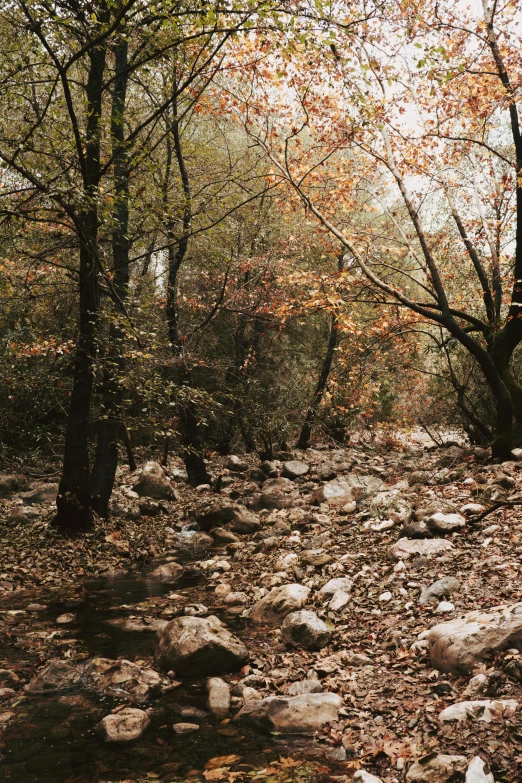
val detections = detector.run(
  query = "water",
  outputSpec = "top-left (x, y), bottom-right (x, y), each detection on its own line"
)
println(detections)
top-left (0, 539), bottom-right (343, 782)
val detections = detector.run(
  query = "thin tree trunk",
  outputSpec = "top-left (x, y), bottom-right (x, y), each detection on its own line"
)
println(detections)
top-left (297, 313), bottom-right (338, 450)
top-left (54, 41), bottom-right (107, 532)
top-left (90, 38), bottom-right (130, 517)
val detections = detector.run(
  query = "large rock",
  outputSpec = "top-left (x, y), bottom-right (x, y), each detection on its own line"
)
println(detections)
top-left (253, 477), bottom-right (297, 511)
top-left (318, 577), bottom-right (352, 598)
top-left (133, 462), bottom-right (174, 500)
top-left (207, 677), bottom-right (230, 717)
top-left (387, 538), bottom-right (454, 560)
top-left (406, 755), bottom-right (467, 783)
top-left (25, 658), bottom-right (163, 702)
top-left (154, 615), bottom-right (248, 676)
top-left (283, 460), bottom-right (309, 479)
top-left (281, 610), bottom-right (331, 651)
top-left (313, 474), bottom-right (382, 506)
top-left (419, 576), bottom-right (460, 606)
top-left (21, 483), bottom-right (58, 505)
top-left (97, 707), bottom-right (150, 742)
top-left (426, 512), bottom-right (466, 534)
top-left (226, 455), bottom-right (249, 472)
top-left (438, 699), bottom-right (518, 723)
top-left (235, 692), bottom-right (342, 734)
top-left (429, 602), bottom-right (522, 674)
top-left (250, 584), bottom-right (310, 624)
top-left (465, 757), bottom-right (495, 783)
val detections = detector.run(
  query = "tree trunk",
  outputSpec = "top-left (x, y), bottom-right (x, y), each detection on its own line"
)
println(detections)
top-left (297, 314), bottom-right (338, 450)
top-left (90, 38), bottom-right (130, 517)
top-left (54, 42), bottom-right (107, 532)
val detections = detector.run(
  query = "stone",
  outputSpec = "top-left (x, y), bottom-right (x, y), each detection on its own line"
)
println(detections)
top-left (250, 584), bottom-right (310, 624)
top-left (426, 512), bottom-right (466, 534)
top-left (235, 692), bottom-right (343, 735)
top-left (283, 460), bottom-right (309, 479)
top-left (329, 590), bottom-right (350, 611)
top-left (211, 527), bottom-right (239, 544)
top-left (353, 772), bottom-right (384, 783)
top-left (313, 477), bottom-right (355, 506)
top-left (207, 677), bottom-right (230, 717)
top-left (281, 610), bottom-right (332, 651)
top-left (436, 601), bottom-right (455, 613)
top-left (439, 699), bottom-right (518, 723)
top-left (379, 591), bottom-right (392, 602)
top-left (0, 671), bottom-right (20, 688)
top-left (318, 577), bottom-right (353, 598)
top-left (0, 475), bottom-right (21, 497)
top-left (228, 507), bottom-right (261, 534)
top-left (399, 520), bottom-right (432, 539)
top-left (429, 602), bottom-right (522, 674)
top-left (173, 722), bottom-right (199, 734)
top-left (196, 501), bottom-right (260, 533)
top-left (150, 562), bottom-right (184, 582)
top-left (242, 686), bottom-right (262, 702)
top-left (21, 483), bottom-right (58, 505)
top-left (463, 674), bottom-right (489, 697)
top-left (224, 592), bottom-right (249, 606)
top-left (405, 754), bottom-right (468, 783)
top-left (419, 576), bottom-right (460, 606)
top-left (133, 462), bottom-right (174, 500)
top-left (56, 613), bottom-right (76, 625)
top-left (8, 506), bottom-right (41, 523)
top-left (25, 660), bottom-right (83, 694)
top-left (227, 455), bottom-right (249, 472)
top-left (154, 615), bottom-right (249, 676)
top-left (97, 707), bottom-right (150, 742)
top-left (465, 757), bottom-right (495, 783)
top-left (387, 538), bottom-right (454, 560)
top-left (287, 672), bottom-right (323, 696)
top-left (511, 448), bottom-right (522, 461)
top-left (171, 467), bottom-right (188, 483)
top-left (261, 460), bottom-right (279, 477)
top-left (105, 616), bottom-right (168, 633)
top-left (460, 503), bottom-right (485, 516)
top-left (414, 500), bottom-right (460, 521)
top-left (215, 583), bottom-right (232, 599)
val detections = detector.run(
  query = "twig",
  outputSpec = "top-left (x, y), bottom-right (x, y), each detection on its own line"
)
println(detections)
top-left (469, 500), bottom-right (522, 526)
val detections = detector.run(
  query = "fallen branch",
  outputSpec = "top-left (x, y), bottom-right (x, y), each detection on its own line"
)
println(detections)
top-left (469, 500), bottom-right (522, 526)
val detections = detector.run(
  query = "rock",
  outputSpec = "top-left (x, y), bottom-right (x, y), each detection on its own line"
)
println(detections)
top-left (429, 602), bottom-right (522, 674)
top-left (211, 528), bottom-right (239, 544)
top-left (8, 506), bottom-right (41, 523)
top-left (207, 677), bottom-right (230, 717)
top-left (56, 613), bottom-right (76, 625)
top-left (436, 601), bottom-right (455, 613)
top-left (318, 577), bottom-right (353, 598)
top-left (460, 503), bottom-right (485, 516)
top-left (97, 707), bottom-right (150, 742)
top-left (0, 688), bottom-right (17, 700)
top-left (235, 692), bottom-right (343, 734)
top-left (154, 615), bottom-right (249, 676)
top-left (229, 506), bottom-right (261, 534)
top-left (0, 475), bottom-right (21, 497)
top-left (287, 672), bottom-right (323, 696)
top-left (263, 476), bottom-right (294, 492)
top-left (184, 603), bottom-right (209, 617)
top-left (465, 757), bottom-right (495, 783)
top-left (242, 686), bottom-right (262, 702)
top-left (261, 460), bottom-right (279, 477)
top-left (438, 699), bottom-right (518, 723)
top-left (173, 722), bottom-right (199, 734)
top-left (463, 674), bottom-right (489, 697)
top-left (139, 499), bottom-right (163, 516)
top-left (25, 658), bottom-right (163, 702)
top-left (329, 590), bottom-right (350, 611)
top-left (227, 455), bottom-right (249, 472)
top-left (21, 483), bottom-right (58, 505)
top-left (171, 467), bottom-right (188, 483)
top-left (249, 468), bottom-right (266, 482)
top-left (250, 584), bottom-right (310, 624)
top-left (405, 754), bottom-right (467, 783)
top-left (276, 553), bottom-right (299, 570)
top-left (224, 592), bottom-right (249, 606)
top-left (426, 512), bottom-right (466, 534)
top-left (379, 591), bottom-right (392, 602)
top-left (414, 500), bottom-right (460, 521)
top-left (419, 576), bottom-right (460, 606)
top-left (215, 583), bottom-right (232, 599)
top-left (105, 616), bottom-right (168, 633)
top-left (511, 448), bottom-right (522, 461)
top-left (0, 671), bottom-right (20, 688)
top-left (283, 460), bottom-right (309, 479)
top-left (313, 476), bottom-right (355, 506)
top-left (387, 538), bottom-right (454, 560)
top-left (150, 562), bottom-right (184, 582)
top-left (281, 610), bottom-right (332, 651)
top-left (353, 772), bottom-right (384, 783)
top-left (133, 462), bottom-right (174, 500)
top-left (301, 549), bottom-right (332, 567)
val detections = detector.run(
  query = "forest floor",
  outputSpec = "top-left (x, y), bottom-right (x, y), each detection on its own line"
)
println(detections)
top-left (1, 433), bottom-right (522, 783)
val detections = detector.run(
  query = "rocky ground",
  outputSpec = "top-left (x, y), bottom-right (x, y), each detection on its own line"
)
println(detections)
top-left (1, 433), bottom-right (522, 782)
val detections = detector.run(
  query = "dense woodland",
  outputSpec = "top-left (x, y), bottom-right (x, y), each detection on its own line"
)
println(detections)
top-left (2, 2), bottom-right (522, 783)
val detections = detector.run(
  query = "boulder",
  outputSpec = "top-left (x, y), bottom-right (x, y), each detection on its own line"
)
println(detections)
top-left (419, 576), bottom-right (460, 606)
top-left (227, 455), bottom-right (249, 472)
top-left (250, 584), bottom-right (310, 624)
top-left (133, 462), bottom-right (174, 500)
top-left (426, 512), bottom-right (466, 534)
top-left (25, 660), bottom-right (84, 694)
top-left (196, 501), bottom-right (260, 533)
top-left (313, 474), bottom-right (382, 505)
top-left (235, 692), bottom-right (343, 734)
top-left (318, 577), bottom-right (352, 598)
top-left (283, 460), bottom-right (309, 479)
top-left (97, 707), bottom-right (150, 742)
top-left (207, 677), bottom-right (230, 717)
top-left (406, 755), bottom-right (467, 783)
top-left (228, 507), bottom-right (261, 534)
top-left (154, 615), bottom-right (249, 676)
top-left (438, 699), bottom-right (518, 724)
top-left (8, 506), bottom-right (41, 523)
top-left (150, 562), bottom-right (184, 582)
top-left (281, 610), bottom-right (331, 651)
top-left (429, 602), bottom-right (522, 674)
top-left (0, 475), bottom-right (21, 497)
top-left (465, 757), bottom-right (495, 783)
top-left (387, 538), bottom-right (454, 560)
top-left (21, 483), bottom-right (58, 505)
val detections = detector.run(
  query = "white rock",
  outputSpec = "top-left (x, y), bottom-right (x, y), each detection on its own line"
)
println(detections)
top-left (406, 754), bottom-right (467, 782)
top-left (439, 699), bottom-right (518, 724)
top-left (463, 673), bottom-right (489, 697)
top-left (387, 538), bottom-right (454, 560)
top-left (215, 583), bottom-right (232, 599)
top-left (329, 590), bottom-right (350, 611)
top-left (97, 708), bottom-right (150, 742)
top-left (426, 512), bottom-right (466, 533)
top-left (318, 577), bottom-right (352, 597)
top-left (436, 601), bottom-right (455, 613)
top-left (460, 503), bottom-right (485, 515)
top-left (353, 772), bottom-right (384, 783)
top-left (207, 677), bottom-right (230, 718)
top-left (465, 756), bottom-right (495, 783)
top-left (511, 448), bottom-right (522, 461)
top-left (379, 591), bottom-right (392, 602)
top-left (235, 692), bottom-right (343, 735)
top-left (250, 584), bottom-right (310, 624)
top-left (371, 519), bottom-right (395, 531)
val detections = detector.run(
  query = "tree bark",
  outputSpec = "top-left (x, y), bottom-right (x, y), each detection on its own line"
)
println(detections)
top-left (297, 313), bottom-right (338, 450)
top-left (90, 37), bottom-right (130, 517)
top-left (54, 41), bottom-right (107, 532)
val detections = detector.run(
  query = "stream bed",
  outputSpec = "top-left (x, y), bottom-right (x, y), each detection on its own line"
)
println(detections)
top-left (0, 537), bottom-right (344, 783)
